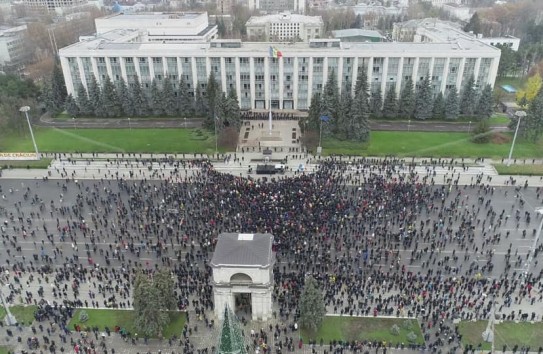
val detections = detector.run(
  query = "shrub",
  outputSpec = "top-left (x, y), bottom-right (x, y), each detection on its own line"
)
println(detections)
top-left (402, 320), bottom-right (414, 330)
top-left (471, 121), bottom-right (491, 144)
top-left (390, 324), bottom-right (400, 336)
top-left (406, 331), bottom-right (418, 342)
top-left (79, 310), bottom-right (89, 323)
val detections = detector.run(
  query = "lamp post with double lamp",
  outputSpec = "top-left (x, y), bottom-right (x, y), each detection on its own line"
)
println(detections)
top-left (19, 106), bottom-right (40, 160)
top-left (507, 110), bottom-right (526, 166)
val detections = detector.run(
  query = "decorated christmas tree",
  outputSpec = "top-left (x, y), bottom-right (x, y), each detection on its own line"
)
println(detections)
top-left (217, 305), bottom-right (247, 354)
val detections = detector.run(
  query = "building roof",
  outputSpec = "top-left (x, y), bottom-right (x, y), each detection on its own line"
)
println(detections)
top-left (246, 12), bottom-right (323, 26)
top-left (60, 32), bottom-right (500, 57)
top-left (332, 29), bottom-right (384, 39)
top-left (100, 11), bottom-right (204, 20)
top-left (210, 233), bottom-right (274, 268)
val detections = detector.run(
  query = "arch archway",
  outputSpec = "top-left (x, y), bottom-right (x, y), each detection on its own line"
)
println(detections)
top-left (230, 273), bottom-right (252, 284)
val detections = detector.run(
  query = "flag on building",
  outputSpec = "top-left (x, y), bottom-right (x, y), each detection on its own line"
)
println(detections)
top-left (269, 46), bottom-right (282, 58)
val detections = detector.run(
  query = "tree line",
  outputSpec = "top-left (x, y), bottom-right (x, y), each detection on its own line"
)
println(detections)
top-left (305, 70), bottom-right (494, 144)
top-left (45, 64), bottom-right (242, 132)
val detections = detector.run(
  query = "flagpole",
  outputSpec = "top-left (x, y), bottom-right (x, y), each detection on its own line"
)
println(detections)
top-left (268, 56), bottom-right (272, 136)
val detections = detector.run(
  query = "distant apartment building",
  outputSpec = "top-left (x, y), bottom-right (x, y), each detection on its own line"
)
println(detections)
top-left (22, 0), bottom-right (98, 14)
top-left (216, 0), bottom-right (233, 15)
top-left (246, 0), bottom-right (305, 14)
top-left (0, 25), bottom-right (30, 73)
top-left (95, 12), bottom-right (219, 42)
top-left (246, 12), bottom-right (323, 42)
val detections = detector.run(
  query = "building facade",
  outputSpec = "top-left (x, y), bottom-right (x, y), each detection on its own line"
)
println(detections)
top-left (59, 34), bottom-right (500, 111)
top-left (0, 25), bottom-right (30, 73)
top-left (246, 0), bottom-right (305, 14)
top-left (246, 12), bottom-right (323, 42)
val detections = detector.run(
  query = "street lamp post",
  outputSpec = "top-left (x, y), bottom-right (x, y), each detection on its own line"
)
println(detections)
top-left (408, 120), bottom-right (411, 132)
top-left (19, 106), bottom-right (39, 160)
top-left (0, 289), bottom-right (16, 325)
top-left (214, 116), bottom-right (219, 155)
top-left (72, 117), bottom-right (76, 130)
top-left (184, 117), bottom-right (187, 129)
top-left (507, 110), bottom-right (526, 166)
top-left (128, 118), bottom-right (131, 130)
top-left (0, 273), bottom-right (16, 326)
top-left (468, 121), bottom-right (472, 134)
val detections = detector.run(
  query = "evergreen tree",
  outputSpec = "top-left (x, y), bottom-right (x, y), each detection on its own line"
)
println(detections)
top-left (154, 269), bottom-right (177, 312)
top-left (95, 90), bottom-right (107, 118)
top-left (445, 89), bottom-right (460, 120)
top-left (382, 85), bottom-right (397, 119)
top-left (414, 76), bottom-right (433, 120)
top-left (337, 90), bottom-right (352, 139)
top-left (460, 75), bottom-right (477, 116)
top-left (131, 76), bottom-right (149, 117)
top-left (354, 70), bottom-right (369, 98)
top-left (320, 70), bottom-right (340, 134)
top-left (101, 76), bottom-right (121, 118)
top-left (370, 88), bottom-right (382, 118)
top-left (149, 79), bottom-right (164, 116)
top-left (398, 77), bottom-right (415, 118)
top-left (76, 84), bottom-right (93, 117)
top-left (133, 272), bottom-right (169, 337)
top-left (178, 77), bottom-right (193, 117)
top-left (87, 75), bottom-right (101, 116)
top-left (49, 62), bottom-right (67, 114)
top-left (225, 86), bottom-right (241, 130)
top-left (299, 276), bottom-right (326, 332)
top-left (64, 94), bottom-right (79, 117)
top-left (432, 92), bottom-right (446, 120)
top-left (307, 92), bottom-right (322, 132)
top-left (194, 84), bottom-right (207, 117)
top-left (475, 84), bottom-right (494, 119)
top-left (523, 85), bottom-right (543, 142)
top-left (464, 12), bottom-right (482, 35)
top-left (217, 306), bottom-right (247, 354)
top-left (162, 77), bottom-right (177, 117)
top-left (350, 88), bottom-right (371, 142)
top-left (117, 77), bottom-right (135, 117)
top-left (205, 72), bottom-right (219, 127)
top-left (215, 92), bottom-right (228, 129)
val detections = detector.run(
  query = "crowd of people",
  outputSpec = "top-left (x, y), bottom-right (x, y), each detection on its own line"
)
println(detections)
top-left (0, 156), bottom-right (542, 354)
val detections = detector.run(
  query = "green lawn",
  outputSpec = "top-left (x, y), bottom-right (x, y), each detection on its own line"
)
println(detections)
top-left (0, 158), bottom-right (52, 170)
top-left (488, 114), bottom-right (511, 124)
top-left (458, 321), bottom-right (543, 350)
top-left (321, 131), bottom-right (543, 158)
top-left (300, 316), bottom-right (424, 346)
top-left (0, 305), bottom-right (38, 326)
top-left (493, 163), bottom-right (543, 176)
top-left (0, 128), bottom-right (217, 154)
top-left (0, 346), bottom-right (13, 354)
top-left (68, 309), bottom-right (186, 339)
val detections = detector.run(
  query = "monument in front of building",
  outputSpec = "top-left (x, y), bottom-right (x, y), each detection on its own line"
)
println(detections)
top-left (211, 233), bottom-right (274, 321)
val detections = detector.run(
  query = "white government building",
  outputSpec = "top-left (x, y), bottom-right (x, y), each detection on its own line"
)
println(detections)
top-left (246, 12), bottom-right (323, 42)
top-left (59, 12), bottom-right (501, 111)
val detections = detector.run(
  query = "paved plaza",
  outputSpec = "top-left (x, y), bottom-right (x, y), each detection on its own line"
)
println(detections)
top-left (1, 121), bottom-right (543, 354)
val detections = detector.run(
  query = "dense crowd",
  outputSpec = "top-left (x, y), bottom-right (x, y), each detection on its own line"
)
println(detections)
top-left (1, 156), bottom-right (542, 354)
